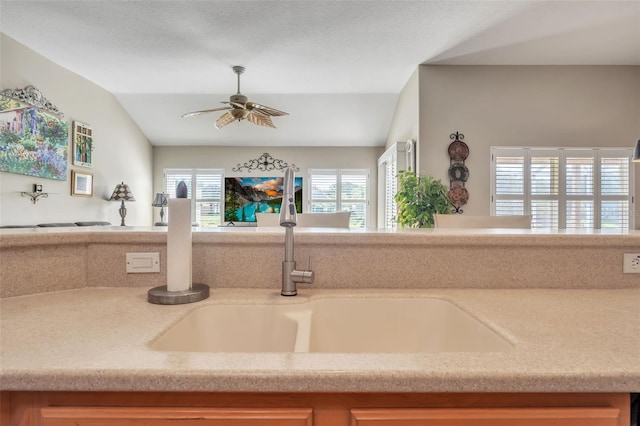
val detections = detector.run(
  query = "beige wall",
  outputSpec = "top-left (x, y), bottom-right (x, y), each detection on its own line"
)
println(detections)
top-left (0, 34), bottom-right (154, 226)
top-left (384, 68), bottom-right (419, 155)
top-left (417, 65), bottom-right (640, 226)
top-left (153, 146), bottom-right (383, 227)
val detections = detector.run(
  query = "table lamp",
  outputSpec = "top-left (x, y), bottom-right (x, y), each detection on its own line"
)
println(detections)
top-left (633, 139), bottom-right (640, 163)
top-left (109, 182), bottom-right (136, 226)
top-left (152, 192), bottom-right (168, 226)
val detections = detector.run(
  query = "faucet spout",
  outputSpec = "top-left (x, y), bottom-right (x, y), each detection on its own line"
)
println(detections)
top-left (279, 167), bottom-right (297, 227)
top-left (280, 168), bottom-right (314, 296)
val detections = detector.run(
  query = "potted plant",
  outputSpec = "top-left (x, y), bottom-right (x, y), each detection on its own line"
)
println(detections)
top-left (394, 170), bottom-right (451, 228)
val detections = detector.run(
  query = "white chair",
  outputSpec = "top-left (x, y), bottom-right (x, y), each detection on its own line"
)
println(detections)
top-left (256, 212), bottom-right (351, 228)
top-left (254, 213), bottom-right (281, 227)
top-left (434, 214), bottom-right (532, 229)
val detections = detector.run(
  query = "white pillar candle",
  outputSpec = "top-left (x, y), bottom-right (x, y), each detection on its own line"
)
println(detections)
top-left (167, 198), bottom-right (192, 292)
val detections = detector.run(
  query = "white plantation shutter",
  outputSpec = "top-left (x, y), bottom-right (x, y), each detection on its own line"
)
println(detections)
top-left (493, 150), bottom-right (525, 216)
top-left (384, 159), bottom-right (397, 229)
top-left (309, 171), bottom-right (337, 213)
top-left (164, 169), bottom-right (223, 227)
top-left (491, 148), bottom-right (634, 230)
top-left (309, 169), bottom-right (370, 228)
top-left (565, 152), bottom-right (594, 229)
top-left (340, 171), bottom-right (368, 228)
top-left (600, 152), bottom-right (631, 229)
top-left (530, 151), bottom-right (559, 229)
top-left (376, 141), bottom-right (414, 229)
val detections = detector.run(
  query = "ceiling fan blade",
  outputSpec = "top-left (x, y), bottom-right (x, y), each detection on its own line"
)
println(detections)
top-left (246, 112), bottom-right (275, 128)
top-left (181, 106), bottom-right (231, 118)
top-left (214, 112), bottom-right (236, 129)
top-left (246, 102), bottom-right (288, 117)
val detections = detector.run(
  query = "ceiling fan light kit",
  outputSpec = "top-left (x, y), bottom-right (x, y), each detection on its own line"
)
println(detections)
top-left (181, 65), bottom-right (288, 129)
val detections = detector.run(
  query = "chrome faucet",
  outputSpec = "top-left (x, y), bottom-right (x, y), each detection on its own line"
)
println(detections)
top-left (279, 167), bottom-right (314, 296)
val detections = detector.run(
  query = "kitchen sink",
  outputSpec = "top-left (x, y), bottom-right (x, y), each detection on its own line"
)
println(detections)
top-left (150, 297), bottom-right (512, 353)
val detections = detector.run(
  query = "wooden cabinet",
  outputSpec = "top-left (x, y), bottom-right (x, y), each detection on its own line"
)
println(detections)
top-left (40, 407), bottom-right (312, 426)
top-left (351, 407), bottom-right (622, 426)
top-left (1, 391), bottom-right (629, 426)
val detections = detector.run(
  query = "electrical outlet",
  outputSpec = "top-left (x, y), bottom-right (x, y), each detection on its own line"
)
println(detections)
top-left (623, 253), bottom-right (640, 274)
top-left (126, 252), bottom-right (160, 273)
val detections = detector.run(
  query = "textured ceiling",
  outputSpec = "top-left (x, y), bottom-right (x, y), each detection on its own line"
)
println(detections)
top-left (1, 0), bottom-right (639, 147)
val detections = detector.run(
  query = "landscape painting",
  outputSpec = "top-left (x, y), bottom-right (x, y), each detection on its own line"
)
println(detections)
top-left (0, 96), bottom-right (69, 180)
top-left (225, 176), bottom-right (302, 222)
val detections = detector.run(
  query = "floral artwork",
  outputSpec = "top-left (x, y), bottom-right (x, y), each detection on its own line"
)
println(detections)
top-left (0, 96), bottom-right (69, 180)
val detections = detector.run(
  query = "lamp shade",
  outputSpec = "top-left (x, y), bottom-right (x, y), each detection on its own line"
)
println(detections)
top-left (109, 182), bottom-right (136, 202)
top-left (152, 192), bottom-right (168, 207)
top-left (633, 139), bottom-right (640, 163)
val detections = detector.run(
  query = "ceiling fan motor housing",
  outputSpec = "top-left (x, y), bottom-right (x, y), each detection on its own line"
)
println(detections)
top-left (230, 94), bottom-right (248, 104)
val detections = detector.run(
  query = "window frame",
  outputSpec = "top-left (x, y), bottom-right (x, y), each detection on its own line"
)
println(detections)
top-left (308, 168), bottom-right (371, 229)
top-left (490, 147), bottom-right (635, 230)
top-left (163, 168), bottom-right (224, 227)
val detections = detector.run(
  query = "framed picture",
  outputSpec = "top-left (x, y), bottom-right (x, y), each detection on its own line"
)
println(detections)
top-left (0, 96), bottom-right (69, 180)
top-left (72, 121), bottom-right (93, 167)
top-left (71, 170), bottom-right (93, 197)
top-left (224, 176), bottom-right (302, 222)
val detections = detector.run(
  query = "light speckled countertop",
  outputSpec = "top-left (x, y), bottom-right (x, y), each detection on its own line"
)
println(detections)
top-left (1, 287), bottom-right (639, 392)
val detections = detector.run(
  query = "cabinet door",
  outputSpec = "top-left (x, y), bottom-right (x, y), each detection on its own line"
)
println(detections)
top-left (351, 407), bottom-right (621, 426)
top-left (40, 407), bottom-right (312, 426)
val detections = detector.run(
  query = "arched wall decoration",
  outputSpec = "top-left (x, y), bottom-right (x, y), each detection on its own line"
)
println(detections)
top-left (232, 152), bottom-right (299, 173)
top-left (0, 85), bottom-right (64, 118)
top-left (447, 131), bottom-right (469, 214)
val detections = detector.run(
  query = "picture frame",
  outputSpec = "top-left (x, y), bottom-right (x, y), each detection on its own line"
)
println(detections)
top-left (72, 121), bottom-right (93, 168)
top-left (71, 170), bottom-right (93, 197)
top-left (0, 94), bottom-right (69, 180)
top-left (224, 176), bottom-right (302, 222)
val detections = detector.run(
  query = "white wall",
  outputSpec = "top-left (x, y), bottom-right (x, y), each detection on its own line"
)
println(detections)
top-left (417, 65), bottom-right (640, 226)
top-left (153, 146), bottom-right (383, 227)
top-left (0, 34), bottom-right (153, 226)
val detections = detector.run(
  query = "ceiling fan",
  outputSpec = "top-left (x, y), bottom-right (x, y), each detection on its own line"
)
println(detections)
top-left (181, 65), bottom-right (288, 129)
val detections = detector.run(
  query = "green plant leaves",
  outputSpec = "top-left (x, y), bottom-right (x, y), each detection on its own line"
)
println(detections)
top-left (394, 170), bottom-right (451, 228)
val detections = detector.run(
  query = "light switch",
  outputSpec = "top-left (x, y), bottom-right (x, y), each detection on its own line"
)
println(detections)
top-left (126, 252), bottom-right (160, 273)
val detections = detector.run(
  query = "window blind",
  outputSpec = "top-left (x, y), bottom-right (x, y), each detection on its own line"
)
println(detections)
top-left (164, 169), bottom-right (223, 227)
top-left (309, 169), bottom-right (370, 228)
top-left (491, 148), bottom-right (634, 230)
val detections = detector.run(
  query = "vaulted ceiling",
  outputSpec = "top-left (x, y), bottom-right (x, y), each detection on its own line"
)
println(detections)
top-left (2, 1), bottom-right (639, 147)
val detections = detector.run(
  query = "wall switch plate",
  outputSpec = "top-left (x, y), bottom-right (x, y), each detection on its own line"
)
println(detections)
top-left (126, 252), bottom-right (160, 273)
top-left (623, 253), bottom-right (640, 274)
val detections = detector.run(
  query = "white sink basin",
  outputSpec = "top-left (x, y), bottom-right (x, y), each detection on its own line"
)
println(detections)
top-left (150, 297), bottom-right (512, 353)
top-left (151, 304), bottom-right (304, 352)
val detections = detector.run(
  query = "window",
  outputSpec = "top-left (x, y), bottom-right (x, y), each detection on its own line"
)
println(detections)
top-left (164, 169), bottom-right (224, 227)
top-left (309, 169), bottom-right (370, 228)
top-left (377, 141), bottom-right (415, 229)
top-left (491, 148), bottom-right (634, 230)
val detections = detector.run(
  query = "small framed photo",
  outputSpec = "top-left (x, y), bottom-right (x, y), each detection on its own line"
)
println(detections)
top-left (72, 121), bottom-right (93, 168)
top-left (71, 170), bottom-right (93, 197)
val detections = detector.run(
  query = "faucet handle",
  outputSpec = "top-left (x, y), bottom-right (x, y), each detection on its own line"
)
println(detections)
top-left (291, 269), bottom-right (314, 284)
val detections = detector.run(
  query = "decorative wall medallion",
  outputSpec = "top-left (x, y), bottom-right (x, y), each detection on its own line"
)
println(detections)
top-left (447, 131), bottom-right (469, 214)
top-left (447, 137), bottom-right (469, 161)
top-left (448, 163), bottom-right (469, 182)
top-left (447, 185), bottom-right (469, 207)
